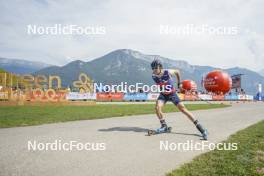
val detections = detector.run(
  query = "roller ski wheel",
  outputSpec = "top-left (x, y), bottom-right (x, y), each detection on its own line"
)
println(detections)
top-left (147, 127), bottom-right (172, 136)
top-left (148, 129), bottom-right (156, 136)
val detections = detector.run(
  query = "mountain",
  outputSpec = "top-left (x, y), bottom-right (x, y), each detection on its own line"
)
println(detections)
top-left (0, 57), bottom-right (52, 74)
top-left (35, 49), bottom-right (197, 86)
top-left (224, 67), bottom-right (263, 94)
top-left (259, 69), bottom-right (264, 77)
top-left (35, 49), bottom-right (264, 94)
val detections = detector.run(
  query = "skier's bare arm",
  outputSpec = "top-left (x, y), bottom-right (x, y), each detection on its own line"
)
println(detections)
top-left (168, 69), bottom-right (181, 87)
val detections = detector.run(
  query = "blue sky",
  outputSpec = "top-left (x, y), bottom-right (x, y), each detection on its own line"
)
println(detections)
top-left (0, 0), bottom-right (263, 71)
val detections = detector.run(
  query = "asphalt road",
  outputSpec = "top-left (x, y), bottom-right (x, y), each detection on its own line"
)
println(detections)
top-left (0, 102), bottom-right (263, 176)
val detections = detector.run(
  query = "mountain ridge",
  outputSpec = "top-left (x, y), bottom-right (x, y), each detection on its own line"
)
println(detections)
top-left (34, 49), bottom-right (264, 94)
top-left (0, 57), bottom-right (52, 74)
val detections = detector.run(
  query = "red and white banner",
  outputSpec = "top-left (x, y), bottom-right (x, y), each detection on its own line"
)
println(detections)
top-left (66, 92), bottom-right (96, 100)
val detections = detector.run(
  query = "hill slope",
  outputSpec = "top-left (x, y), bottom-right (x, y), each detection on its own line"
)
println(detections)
top-left (34, 49), bottom-right (264, 94)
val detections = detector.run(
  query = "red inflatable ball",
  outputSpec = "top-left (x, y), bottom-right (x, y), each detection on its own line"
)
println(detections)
top-left (203, 70), bottom-right (232, 94)
top-left (180, 80), bottom-right (197, 93)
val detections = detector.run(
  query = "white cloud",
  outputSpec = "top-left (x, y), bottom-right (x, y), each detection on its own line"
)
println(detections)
top-left (0, 0), bottom-right (263, 70)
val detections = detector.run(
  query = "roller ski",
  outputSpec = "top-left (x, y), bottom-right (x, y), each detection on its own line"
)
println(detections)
top-left (148, 125), bottom-right (172, 136)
